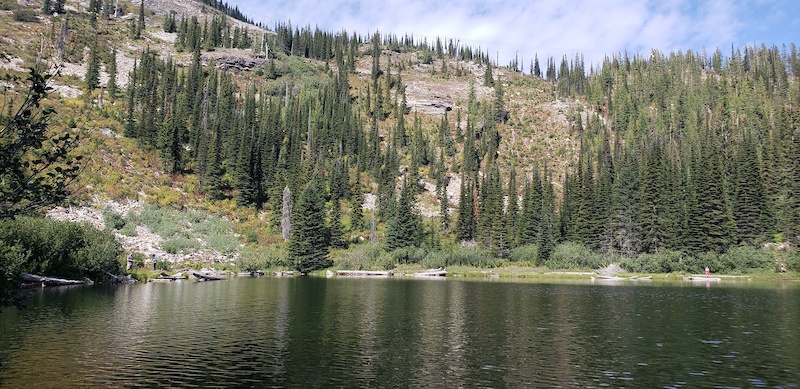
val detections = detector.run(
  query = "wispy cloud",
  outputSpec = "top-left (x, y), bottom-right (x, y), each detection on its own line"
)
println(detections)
top-left (234, 0), bottom-right (797, 68)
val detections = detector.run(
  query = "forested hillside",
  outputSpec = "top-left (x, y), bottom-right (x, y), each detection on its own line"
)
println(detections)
top-left (2, 0), bottom-right (799, 275)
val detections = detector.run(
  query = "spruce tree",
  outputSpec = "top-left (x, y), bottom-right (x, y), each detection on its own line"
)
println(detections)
top-left (538, 165), bottom-right (556, 262)
top-left (106, 48), bottom-right (118, 98)
top-left (732, 134), bottom-right (770, 244)
top-left (385, 179), bottom-right (420, 250)
top-left (457, 175), bottom-right (476, 242)
top-left (329, 198), bottom-right (348, 249)
top-left (611, 146), bottom-right (641, 258)
top-left (288, 180), bottom-right (332, 273)
top-left (685, 138), bottom-right (734, 254)
top-left (484, 62), bottom-right (494, 87)
top-left (85, 39), bottom-right (100, 91)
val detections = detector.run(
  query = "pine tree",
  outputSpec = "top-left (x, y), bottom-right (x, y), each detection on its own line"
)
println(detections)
top-left (504, 167), bottom-right (519, 250)
top-left (135, 0), bottom-right (144, 39)
top-left (85, 39), bottom-right (100, 91)
top-left (517, 170), bottom-right (542, 246)
top-left (484, 62), bottom-right (494, 87)
top-left (611, 146), bottom-right (641, 258)
top-left (385, 178), bottom-right (420, 250)
top-left (538, 165), bottom-right (556, 262)
top-left (106, 48), bottom-right (118, 98)
top-left (639, 141), bottom-right (669, 253)
top-left (288, 180), bottom-right (332, 273)
top-left (457, 174), bottom-right (476, 242)
top-left (732, 134), bottom-right (770, 244)
top-left (329, 198), bottom-right (348, 249)
top-left (685, 137), bottom-right (734, 254)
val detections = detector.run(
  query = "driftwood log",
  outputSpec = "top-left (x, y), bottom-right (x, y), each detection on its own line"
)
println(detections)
top-left (192, 272), bottom-right (225, 281)
top-left (21, 273), bottom-right (93, 286)
top-left (103, 270), bottom-right (137, 284)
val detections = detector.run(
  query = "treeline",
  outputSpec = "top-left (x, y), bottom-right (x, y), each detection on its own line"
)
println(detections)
top-left (547, 45), bottom-right (800, 257)
top-left (169, 12), bottom-right (254, 52)
top-left (123, 22), bottom-right (800, 271)
top-left (197, 0), bottom-right (253, 25)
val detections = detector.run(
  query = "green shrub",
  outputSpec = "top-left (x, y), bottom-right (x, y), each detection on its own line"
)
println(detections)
top-left (421, 252), bottom-right (447, 269)
top-left (786, 250), bottom-right (800, 272)
top-left (0, 0), bottom-right (16, 10)
top-left (0, 217), bottom-right (121, 280)
top-left (205, 234), bottom-right (240, 254)
top-left (120, 222), bottom-right (137, 236)
top-left (162, 236), bottom-right (200, 254)
top-left (238, 244), bottom-right (289, 271)
top-left (103, 209), bottom-right (126, 230)
top-left (509, 244), bottom-right (539, 265)
top-left (390, 247), bottom-right (428, 265)
top-left (546, 242), bottom-right (605, 269)
top-left (13, 9), bottom-right (38, 22)
top-left (439, 246), bottom-right (499, 268)
top-left (720, 245), bottom-right (774, 273)
top-left (336, 244), bottom-right (383, 270)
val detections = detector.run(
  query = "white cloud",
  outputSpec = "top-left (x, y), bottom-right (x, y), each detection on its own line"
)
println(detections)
top-left (236, 0), bottom-right (784, 69)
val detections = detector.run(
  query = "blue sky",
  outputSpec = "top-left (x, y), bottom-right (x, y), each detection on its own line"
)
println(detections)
top-left (232, 0), bottom-right (800, 69)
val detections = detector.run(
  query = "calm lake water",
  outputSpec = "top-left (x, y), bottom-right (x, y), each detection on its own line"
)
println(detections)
top-left (1, 276), bottom-right (798, 388)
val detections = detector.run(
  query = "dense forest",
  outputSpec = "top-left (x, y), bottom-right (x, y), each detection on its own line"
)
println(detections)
top-left (2, 0), bottom-right (799, 279)
top-left (120, 16), bottom-right (800, 272)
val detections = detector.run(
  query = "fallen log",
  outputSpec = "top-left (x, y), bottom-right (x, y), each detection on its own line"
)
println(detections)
top-left (103, 270), bottom-right (137, 284)
top-left (158, 271), bottom-right (186, 280)
top-left (21, 273), bottom-right (93, 286)
top-left (192, 272), bottom-right (225, 281)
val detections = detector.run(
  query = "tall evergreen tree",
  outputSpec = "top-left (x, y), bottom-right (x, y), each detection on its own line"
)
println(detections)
top-left (85, 39), bottom-right (100, 91)
top-left (106, 48), bottom-right (118, 98)
top-left (385, 178), bottom-right (420, 250)
top-left (288, 180), bottom-right (332, 273)
top-left (732, 134), bottom-right (771, 244)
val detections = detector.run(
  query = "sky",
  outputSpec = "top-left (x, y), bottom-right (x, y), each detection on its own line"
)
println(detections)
top-left (231, 0), bottom-right (800, 70)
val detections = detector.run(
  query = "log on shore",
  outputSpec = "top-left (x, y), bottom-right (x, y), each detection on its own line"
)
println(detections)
top-left (336, 270), bottom-right (393, 277)
top-left (158, 272), bottom-right (186, 280)
top-left (192, 272), bottom-right (226, 281)
top-left (409, 268), bottom-right (447, 277)
top-left (21, 273), bottom-right (93, 286)
top-left (104, 270), bottom-right (137, 284)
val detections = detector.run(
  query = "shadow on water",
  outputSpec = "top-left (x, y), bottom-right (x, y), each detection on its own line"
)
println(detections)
top-left (1, 277), bottom-right (799, 387)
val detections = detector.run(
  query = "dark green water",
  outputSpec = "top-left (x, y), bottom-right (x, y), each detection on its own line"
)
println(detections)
top-left (0, 277), bottom-right (798, 387)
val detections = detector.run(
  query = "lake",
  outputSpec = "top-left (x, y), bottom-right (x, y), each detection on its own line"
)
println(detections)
top-left (1, 276), bottom-right (798, 387)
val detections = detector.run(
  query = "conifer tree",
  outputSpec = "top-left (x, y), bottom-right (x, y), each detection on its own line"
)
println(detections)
top-left (288, 180), bottom-right (332, 273)
top-left (385, 178), bottom-right (420, 250)
top-left (504, 167), bottom-right (519, 250)
top-left (484, 62), bottom-right (494, 87)
top-left (457, 175), bottom-right (476, 242)
top-left (518, 165), bottom-right (544, 246)
top-left (611, 146), bottom-right (641, 258)
top-left (538, 165), bottom-right (556, 262)
top-left (732, 134), bottom-right (771, 244)
top-left (106, 48), bottom-right (118, 98)
top-left (135, 0), bottom-right (144, 39)
top-left (685, 137), bottom-right (734, 254)
top-left (533, 53), bottom-right (541, 78)
top-left (85, 39), bottom-right (100, 91)
top-left (329, 198), bottom-right (348, 249)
